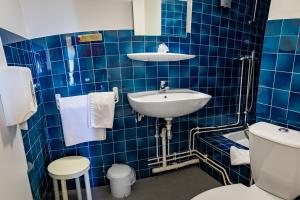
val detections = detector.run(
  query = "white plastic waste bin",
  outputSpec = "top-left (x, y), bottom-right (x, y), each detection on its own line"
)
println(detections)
top-left (107, 164), bottom-right (136, 198)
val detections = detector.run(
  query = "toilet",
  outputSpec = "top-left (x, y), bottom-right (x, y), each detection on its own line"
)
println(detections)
top-left (192, 122), bottom-right (300, 200)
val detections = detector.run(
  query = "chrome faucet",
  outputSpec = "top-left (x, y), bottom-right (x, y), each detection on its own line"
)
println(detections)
top-left (160, 80), bottom-right (169, 92)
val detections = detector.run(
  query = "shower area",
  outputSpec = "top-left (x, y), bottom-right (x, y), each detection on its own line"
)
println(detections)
top-left (190, 51), bottom-right (259, 186)
top-left (193, 0), bottom-right (266, 186)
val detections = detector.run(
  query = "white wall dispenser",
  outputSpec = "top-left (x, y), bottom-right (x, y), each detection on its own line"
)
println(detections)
top-left (0, 67), bottom-right (37, 126)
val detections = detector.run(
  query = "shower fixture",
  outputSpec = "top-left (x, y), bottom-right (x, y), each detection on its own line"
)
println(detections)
top-left (249, 0), bottom-right (258, 24)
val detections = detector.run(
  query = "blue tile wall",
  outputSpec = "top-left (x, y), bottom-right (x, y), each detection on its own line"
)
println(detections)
top-left (257, 18), bottom-right (300, 130)
top-left (2, 0), bottom-right (270, 197)
top-left (3, 41), bottom-right (51, 200)
top-left (161, 0), bottom-right (187, 37)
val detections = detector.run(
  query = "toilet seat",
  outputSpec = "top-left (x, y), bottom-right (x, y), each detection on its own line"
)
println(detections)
top-left (191, 184), bottom-right (282, 200)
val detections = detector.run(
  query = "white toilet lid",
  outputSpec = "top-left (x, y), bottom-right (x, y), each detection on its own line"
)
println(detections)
top-left (191, 184), bottom-right (283, 200)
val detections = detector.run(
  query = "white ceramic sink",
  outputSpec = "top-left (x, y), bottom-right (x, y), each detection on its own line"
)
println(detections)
top-left (127, 53), bottom-right (195, 62)
top-left (127, 89), bottom-right (211, 119)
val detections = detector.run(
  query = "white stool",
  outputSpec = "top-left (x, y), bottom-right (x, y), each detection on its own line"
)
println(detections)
top-left (47, 156), bottom-right (92, 200)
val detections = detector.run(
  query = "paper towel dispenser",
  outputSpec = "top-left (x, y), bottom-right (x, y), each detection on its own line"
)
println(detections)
top-left (0, 67), bottom-right (37, 126)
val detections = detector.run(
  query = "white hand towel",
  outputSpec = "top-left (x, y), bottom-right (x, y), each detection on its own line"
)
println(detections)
top-left (230, 146), bottom-right (250, 166)
top-left (87, 92), bottom-right (115, 129)
top-left (59, 95), bottom-right (106, 146)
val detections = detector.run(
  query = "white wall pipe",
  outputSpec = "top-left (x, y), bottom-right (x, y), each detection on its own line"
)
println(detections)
top-left (150, 148), bottom-right (234, 185)
top-left (150, 125), bottom-right (243, 185)
top-left (192, 150), bottom-right (234, 185)
top-left (148, 151), bottom-right (191, 162)
top-left (148, 153), bottom-right (195, 166)
top-left (161, 128), bottom-right (167, 167)
top-left (152, 159), bottom-right (199, 173)
top-left (155, 118), bottom-right (160, 162)
top-left (166, 120), bottom-right (172, 155)
top-left (185, 57), bottom-right (247, 146)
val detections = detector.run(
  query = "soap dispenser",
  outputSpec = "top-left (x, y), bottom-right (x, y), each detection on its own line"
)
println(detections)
top-left (0, 67), bottom-right (37, 126)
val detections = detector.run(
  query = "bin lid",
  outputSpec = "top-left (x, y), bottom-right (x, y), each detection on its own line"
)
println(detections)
top-left (107, 164), bottom-right (132, 179)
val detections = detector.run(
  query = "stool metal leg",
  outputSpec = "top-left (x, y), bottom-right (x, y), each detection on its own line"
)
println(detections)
top-left (53, 179), bottom-right (60, 200)
top-left (84, 172), bottom-right (92, 200)
top-left (61, 180), bottom-right (68, 200)
top-left (75, 178), bottom-right (83, 200)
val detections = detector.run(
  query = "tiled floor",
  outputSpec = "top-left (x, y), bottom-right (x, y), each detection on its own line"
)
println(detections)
top-left (68, 166), bottom-right (222, 200)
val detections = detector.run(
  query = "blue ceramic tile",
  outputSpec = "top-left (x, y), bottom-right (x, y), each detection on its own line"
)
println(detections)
top-left (39, 76), bottom-right (53, 89)
top-left (46, 35), bottom-right (61, 49)
top-left (257, 87), bottom-right (273, 105)
top-left (297, 38), bottom-right (300, 54)
top-left (105, 43), bottom-right (119, 55)
top-left (265, 20), bottom-right (283, 36)
top-left (118, 30), bottom-right (132, 42)
top-left (119, 42), bottom-right (132, 54)
top-left (256, 103), bottom-right (271, 119)
top-left (274, 72), bottom-right (291, 91)
top-left (51, 61), bottom-right (65, 74)
top-left (77, 44), bottom-right (91, 58)
top-left (259, 70), bottom-right (274, 88)
top-left (134, 67), bottom-right (146, 79)
top-left (79, 57), bottom-right (93, 70)
top-left (276, 54), bottom-right (294, 72)
top-left (272, 89), bottom-right (289, 109)
top-left (114, 142), bottom-right (126, 153)
top-left (291, 74), bottom-right (300, 93)
top-left (92, 43), bottom-right (105, 56)
top-left (261, 53), bottom-right (277, 70)
top-left (287, 111), bottom-right (300, 129)
top-left (262, 36), bottom-right (280, 53)
top-left (289, 92), bottom-right (300, 113)
top-left (119, 55), bottom-right (132, 66)
top-left (93, 56), bottom-right (107, 69)
top-left (279, 36), bottom-right (297, 53)
top-left (121, 67), bottom-right (133, 80)
top-left (104, 30), bottom-right (118, 42)
top-left (31, 38), bottom-right (47, 51)
top-left (281, 19), bottom-right (300, 35)
top-left (107, 55), bottom-right (120, 68)
top-left (294, 55), bottom-right (300, 73)
top-left (80, 70), bottom-right (95, 84)
top-left (49, 48), bottom-right (63, 61)
top-left (53, 74), bottom-right (67, 87)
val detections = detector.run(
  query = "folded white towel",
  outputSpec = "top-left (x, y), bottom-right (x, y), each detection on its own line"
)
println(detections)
top-left (59, 95), bottom-right (106, 146)
top-left (87, 92), bottom-right (115, 129)
top-left (230, 146), bottom-right (250, 166)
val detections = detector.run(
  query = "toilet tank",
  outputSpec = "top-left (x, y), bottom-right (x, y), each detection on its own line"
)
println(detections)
top-left (0, 67), bottom-right (37, 126)
top-left (249, 122), bottom-right (300, 200)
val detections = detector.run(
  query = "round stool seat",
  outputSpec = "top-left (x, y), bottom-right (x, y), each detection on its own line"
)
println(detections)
top-left (48, 156), bottom-right (90, 180)
top-left (47, 156), bottom-right (92, 200)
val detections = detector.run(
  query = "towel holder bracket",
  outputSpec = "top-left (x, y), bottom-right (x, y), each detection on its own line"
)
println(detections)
top-left (55, 87), bottom-right (119, 110)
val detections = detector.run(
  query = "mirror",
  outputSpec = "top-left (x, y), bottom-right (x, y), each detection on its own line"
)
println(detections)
top-left (132, 0), bottom-right (192, 37)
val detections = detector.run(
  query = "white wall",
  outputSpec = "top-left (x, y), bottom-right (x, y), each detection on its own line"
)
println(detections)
top-left (0, 38), bottom-right (32, 200)
top-left (0, 39), bottom-right (7, 66)
top-left (268, 0), bottom-right (300, 19)
top-left (0, 0), bottom-right (27, 38)
top-left (19, 0), bottom-right (134, 39)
